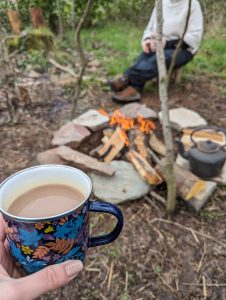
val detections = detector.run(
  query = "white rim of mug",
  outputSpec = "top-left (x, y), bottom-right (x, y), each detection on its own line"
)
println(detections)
top-left (0, 165), bottom-right (92, 223)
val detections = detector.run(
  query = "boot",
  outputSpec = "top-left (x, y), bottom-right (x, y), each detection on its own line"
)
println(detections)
top-left (108, 75), bottom-right (128, 92)
top-left (112, 86), bottom-right (141, 102)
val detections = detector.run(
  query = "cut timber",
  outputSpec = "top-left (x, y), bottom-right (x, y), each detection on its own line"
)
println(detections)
top-left (7, 9), bottom-right (22, 34)
top-left (56, 146), bottom-right (115, 176)
top-left (182, 128), bottom-right (225, 147)
top-left (127, 150), bottom-right (163, 185)
top-left (98, 127), bottom-right (127, 162)
top-left (149, 133), bottom-right (166, 156)
top-left (129, 129), bottom-right (148, 159)
top-left (155, 159), bottom-right (206, 200)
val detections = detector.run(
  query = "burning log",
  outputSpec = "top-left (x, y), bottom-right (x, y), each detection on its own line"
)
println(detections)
top-left (155, 159), bottom-right (206, 200)
top-left (149, 133), bottom-right (166, 157)
top-left (127, 150), bottom-right (163, 185)
top-left (98, 127), bottom-right (128, 162)
top-left (129, 129), bottom-right (148, 160)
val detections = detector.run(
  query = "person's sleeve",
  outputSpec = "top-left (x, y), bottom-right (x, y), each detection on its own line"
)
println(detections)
top-left (183, 1), bottom-right (204, 53)
top-left (142, 7), bottom-right (156, 42)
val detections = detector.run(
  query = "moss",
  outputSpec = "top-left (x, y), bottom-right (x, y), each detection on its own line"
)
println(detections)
top-left (6, 36), bottom-right (22, 53)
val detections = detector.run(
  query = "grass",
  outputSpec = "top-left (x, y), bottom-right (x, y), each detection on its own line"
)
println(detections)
top-left (77, 22), bottom-right (226, 78)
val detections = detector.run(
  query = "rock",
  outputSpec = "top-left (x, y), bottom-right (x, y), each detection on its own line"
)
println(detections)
top-left (56, 146), bottom-right (115, 176)
top-left (212, 162), bottom-right (226, 185)
top-left (188, 181), bottom-right (217, 212)
top-left (119, 103), bottom-right (157, 119)
top-left (37, 148), bottom-right (66, 165)
top-left (159, 107), bottom-right (207, 130)
top-left (73, 109), bottom-right (109, 132)
top-left (90, 160), bottom-right (151, 204)
top-left (52, 122), bottom-right (91, 148)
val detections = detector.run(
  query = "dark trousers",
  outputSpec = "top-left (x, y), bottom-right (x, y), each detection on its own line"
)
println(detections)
top-left (125, 48), bottom-right (193, 91)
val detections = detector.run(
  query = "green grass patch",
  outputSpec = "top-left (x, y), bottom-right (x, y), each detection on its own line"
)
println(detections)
top-left (81, 23), bottom-right (226, 78)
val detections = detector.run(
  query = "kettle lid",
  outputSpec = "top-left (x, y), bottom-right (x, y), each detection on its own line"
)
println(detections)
top-left (197, 140), bottom-right (220, 153)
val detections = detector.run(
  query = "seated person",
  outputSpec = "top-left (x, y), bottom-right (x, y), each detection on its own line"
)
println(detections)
top-left (110, 0), bottom-right (203, 102)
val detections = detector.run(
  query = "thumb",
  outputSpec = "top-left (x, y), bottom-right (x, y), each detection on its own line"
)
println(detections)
top-left (17, 260), bottom-right (83, 300)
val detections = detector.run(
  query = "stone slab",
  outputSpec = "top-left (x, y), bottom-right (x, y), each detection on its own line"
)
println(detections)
top-left (73, 109), bottom-right (109, 131)
top-left (159, 107), bottom-right (207, 130)
top-left (37, 148), bottom-right (67, 165)
top-left (52, 122), bottom-right (91, 148)
top-left (119, 103), bottom-right (157, 119)
top-left (90, 160), bottom-right (151, 204)
top-left (56, 146), bottom-right (115, 176)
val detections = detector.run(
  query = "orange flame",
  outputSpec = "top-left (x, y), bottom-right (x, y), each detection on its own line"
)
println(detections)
top-left (98, 108), bottom-right (109, 117)
top-left (138, 116), bottom-right (156, 134)
top-left (110, 109), bottom-right (134, 131)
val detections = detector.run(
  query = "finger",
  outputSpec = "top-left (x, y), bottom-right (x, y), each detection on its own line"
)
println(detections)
top-left (17, 260), bottom-right (83, 299)
top-left (0, 214), bottom-right (6, 242)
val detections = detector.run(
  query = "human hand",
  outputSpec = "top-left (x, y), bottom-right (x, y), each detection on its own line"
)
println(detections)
top-left (0, 214), bottom-right (83, 300)
top-left (142, 39), bottom-right (151, 53)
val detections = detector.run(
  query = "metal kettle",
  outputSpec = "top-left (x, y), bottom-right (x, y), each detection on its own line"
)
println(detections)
top-left (176, 126), bottom-right (226, 179)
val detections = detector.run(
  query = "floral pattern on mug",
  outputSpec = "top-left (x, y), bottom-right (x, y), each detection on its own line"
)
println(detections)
top-left (4, 202), bottom-right (89, 274)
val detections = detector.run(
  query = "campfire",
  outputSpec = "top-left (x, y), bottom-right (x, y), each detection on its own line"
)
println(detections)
top-left (37, 104), bottom-right (226, 212)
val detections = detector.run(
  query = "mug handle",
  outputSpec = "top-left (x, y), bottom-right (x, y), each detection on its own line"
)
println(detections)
top-left (88, 201), bottom-right (124, 248)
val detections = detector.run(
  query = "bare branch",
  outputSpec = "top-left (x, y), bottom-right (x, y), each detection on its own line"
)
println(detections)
top-left (71, 0), bottom-right (94, 118)
top-left (155, 0), bottom-right (176, 213)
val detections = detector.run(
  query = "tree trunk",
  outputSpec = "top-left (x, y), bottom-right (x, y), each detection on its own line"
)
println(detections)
top-left (56, 0), bottom-right (63, 36)
top-left (71, 0), bottom-right (76, 30)
top-left (6, 9), bottom-right (22, 34)
top-left (155, 0), bottom-right (176, 212)
top-left (30, 7), bottom-right (45, 29)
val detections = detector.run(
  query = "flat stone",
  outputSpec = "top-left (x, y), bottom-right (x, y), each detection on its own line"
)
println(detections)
top-left (90, 160), bottom-right (151, 204)
top-left (159, 107), bottom-right (207, 130)
top-left (37, 148), bottom-right (67, 165)
top-left (119, 103), bottom-right (157, 119)
top-left (73, 109), bottom-right (109, 131)
top-left (56, 146), bottom-right (115, 176)
top-left (52, 122), bottom-right (91, 148)
top-left (188, 181), bottom-right (217, 212)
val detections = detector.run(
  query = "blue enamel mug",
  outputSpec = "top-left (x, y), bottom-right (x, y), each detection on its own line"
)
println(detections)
top-left (0, 165), bottom-right (124, 274)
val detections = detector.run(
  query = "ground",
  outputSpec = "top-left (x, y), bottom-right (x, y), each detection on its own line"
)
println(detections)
top-left (1, 72), bottom-right (226, 300)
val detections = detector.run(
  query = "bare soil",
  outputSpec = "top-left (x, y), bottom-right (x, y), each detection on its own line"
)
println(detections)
top-left (1, 76), bottom-right (226, 300)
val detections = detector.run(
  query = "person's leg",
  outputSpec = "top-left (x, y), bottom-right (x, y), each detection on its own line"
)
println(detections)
top-left (164, 48), bottom-right (194, 70)
top-left (125, 51), bottom-right (156, 91)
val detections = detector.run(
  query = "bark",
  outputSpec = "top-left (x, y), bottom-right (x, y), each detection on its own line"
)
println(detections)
top-left (167, 0), bottom-right (192, 82)
top-left (56, 0), bottom-right (63, 36)
top-left (71, 0), bottom-right (94, 118)
top-left (30, 7), bottom-right (45, 29)
top-left (7, 9), bottom-right (22, 34)
top-left (71, 0), bottom-right (76, 30)
top-left (155, 0), bottom-right (176, 212)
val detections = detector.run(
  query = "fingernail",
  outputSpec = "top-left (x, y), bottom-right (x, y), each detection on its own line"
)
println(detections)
top-left (65, 260), bottom-right (83, 280)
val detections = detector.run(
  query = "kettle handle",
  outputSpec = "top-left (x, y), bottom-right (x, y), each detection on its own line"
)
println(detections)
top-left (190, 125), bottom-right (226, 149)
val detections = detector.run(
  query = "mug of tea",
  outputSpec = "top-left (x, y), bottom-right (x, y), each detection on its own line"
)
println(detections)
top-left (0, 165), bottom-right (124, 274)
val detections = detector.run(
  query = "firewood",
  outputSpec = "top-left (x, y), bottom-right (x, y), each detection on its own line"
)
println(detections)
top-left (155, 159), bottom-right (206, 200)
top-left (57, 146), bottom-right (115, 176)
top-left (129, 128), bottom-right (148, 159)
top-left (127, 150), bottom-right (163, 185)
top-left (149, 133), bottom-right (166, 156)
top-left (98, 127), bottom-right (127, 162)
top-left (182, 128), bottom-right (225, 147)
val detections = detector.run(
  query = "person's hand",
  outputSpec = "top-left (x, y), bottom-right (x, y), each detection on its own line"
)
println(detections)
top-left (142, 38), bottom-right (151, 53)
top-left (0, 215), bottom-right (83, 300)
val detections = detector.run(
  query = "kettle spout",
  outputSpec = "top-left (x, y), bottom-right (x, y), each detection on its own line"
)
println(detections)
top-left (175, 138), bottom-right (189, 159)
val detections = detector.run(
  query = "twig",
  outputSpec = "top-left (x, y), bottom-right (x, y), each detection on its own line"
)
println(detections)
top-left (125, 271), bottom-right (128, 292)
top-left (183, 283), bottom-right (226, 287)
top-left (150, 218), bottom-right (226, 248)
top-left (49, 58), bottom-right (77, 78)
top-left (168, 0), bottom-right (192, 82)
top-left (150, 191), bottom-right (166, 205)
top-left (145, 196), bottom-right (160, 211)
top-left (148, 148), bottom-right (161, 166)
top-left (202, 276), bottom-right (207, 299)
top-left (107, 262), bottom-right (114, 291)
top-left (197, 242), bottom-right (206, 273)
